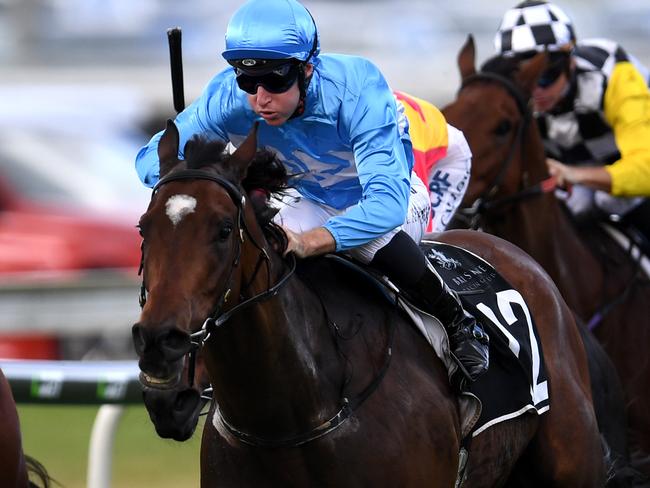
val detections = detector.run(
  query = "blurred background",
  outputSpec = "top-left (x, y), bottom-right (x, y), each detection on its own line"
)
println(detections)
top-left (0, 0), bottom-right (648, 486)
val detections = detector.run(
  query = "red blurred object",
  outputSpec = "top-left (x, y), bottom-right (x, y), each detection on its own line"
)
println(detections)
top-left (0, 155), bottom-right (142, 274)
top-left (0, 206), bottom-right (141, 273)
top-left (0, 334), bottom-right (59, 360)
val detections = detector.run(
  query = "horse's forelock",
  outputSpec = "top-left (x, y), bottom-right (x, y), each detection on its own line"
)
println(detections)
top-left (177, 136), bottom-right (292, 242)
top-left (183, 136), bottom-right (229, 171)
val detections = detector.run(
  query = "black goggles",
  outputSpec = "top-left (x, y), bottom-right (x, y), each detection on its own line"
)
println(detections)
top-left (537, 53), bottom-right (570, 88)
top-left (234, 62), bottom-right (300, 95)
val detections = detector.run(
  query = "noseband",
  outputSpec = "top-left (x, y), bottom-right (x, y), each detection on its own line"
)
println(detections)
top-left (455, 72), bottom-right (556, 229)
top-left (138, 169), bottom-right (296, 387)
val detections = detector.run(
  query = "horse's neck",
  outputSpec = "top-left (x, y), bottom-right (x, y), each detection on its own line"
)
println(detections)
top-left (205, 255), bottom-right (342, 436)
top-left (485, 127), bottom-right (555, 255)
top-left (487, 193), bottom-right (579, 265)
top-left (484, 129), bottom-right (607, 317)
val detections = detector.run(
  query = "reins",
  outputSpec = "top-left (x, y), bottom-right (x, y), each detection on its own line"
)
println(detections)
top-left (189, 253), bottom-right (296, 347)
top-left (454, 72), bottom-right (557, 229)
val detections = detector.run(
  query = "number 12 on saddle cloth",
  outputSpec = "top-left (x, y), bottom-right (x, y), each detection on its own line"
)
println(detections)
top-left (422, 241), bottom-right (550, 436)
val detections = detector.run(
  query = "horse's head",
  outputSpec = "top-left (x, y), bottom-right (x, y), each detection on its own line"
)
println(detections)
top-left (131, 120), bottom-right (279, 400)
top-left (443, 35), bottom-right (549, 209)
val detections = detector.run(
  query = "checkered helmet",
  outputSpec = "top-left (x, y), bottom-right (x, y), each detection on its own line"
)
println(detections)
top-left (495, 1), bottom-right (576, 57)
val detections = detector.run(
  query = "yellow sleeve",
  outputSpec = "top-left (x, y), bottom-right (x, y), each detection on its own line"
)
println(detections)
top-left (603, 62), bottom-right (650, 197)
top-left (394, 91), bottom-right (448, 153)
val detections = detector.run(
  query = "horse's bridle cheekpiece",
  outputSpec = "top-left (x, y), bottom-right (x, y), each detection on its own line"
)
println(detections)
top-left (456, 72), bottom-right (557, 229)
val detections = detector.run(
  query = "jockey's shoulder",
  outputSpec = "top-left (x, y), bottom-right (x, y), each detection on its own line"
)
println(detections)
top-left (315, 54), bottom-right (388, 91)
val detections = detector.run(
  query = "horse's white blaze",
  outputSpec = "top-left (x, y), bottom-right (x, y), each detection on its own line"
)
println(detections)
top-left (165, 194), bottom-right (197, 226)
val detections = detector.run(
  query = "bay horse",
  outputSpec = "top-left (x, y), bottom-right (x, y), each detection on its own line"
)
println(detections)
top-left (442, 35), bottom-right (650, 476)
top-left (132, 120), bottom-right (607, 486)
top-left (0, 368), bottom-right (50, 488)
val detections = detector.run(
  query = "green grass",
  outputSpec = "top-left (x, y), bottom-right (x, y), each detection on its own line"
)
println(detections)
top-left (17, 404), bottom-right (202, 488)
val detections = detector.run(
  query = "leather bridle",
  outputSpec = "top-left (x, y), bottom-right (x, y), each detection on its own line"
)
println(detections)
top-left (138, 169), bottom-right (296, 387)
top-left (453, 72), bottom-right (557, 229)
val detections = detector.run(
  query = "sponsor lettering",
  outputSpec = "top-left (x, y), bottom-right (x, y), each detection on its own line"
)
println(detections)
top-left (429, 170), bottom-right (451, 207)
top-left (30, 371), bottom-right (64, 399)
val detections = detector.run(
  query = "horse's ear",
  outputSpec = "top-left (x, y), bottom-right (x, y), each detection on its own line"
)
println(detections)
top-left (230, 122), bottom-right (259, 179)
top-left (458, 35), bottom-right (477, 81)
top-left (158, 119), bottom-right (180, 177)
top-left (515, 52), bottom-right (548, 96)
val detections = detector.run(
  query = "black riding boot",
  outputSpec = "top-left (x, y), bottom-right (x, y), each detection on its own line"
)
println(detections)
top-left (408, 261), bottom-right (490, 392)
top-left (369, 231), bottom-right (489, 391)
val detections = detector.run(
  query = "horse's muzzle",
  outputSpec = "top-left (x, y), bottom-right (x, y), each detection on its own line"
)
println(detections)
top-left (142, 386), bottom-right (204, 441)
top-left (139, 370), bottom-right (182, 390)
top-left (132, 323), bottom-right (193, 388)
top-left (132, 323), bottom-right (193, 360)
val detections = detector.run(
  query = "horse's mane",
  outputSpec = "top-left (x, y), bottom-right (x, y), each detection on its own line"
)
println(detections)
top-left (480, 55), bottom-right (520, 79)
top-left (243, 148), bottom-right (292, 252)
top-left (182, 134), bottom-right (291, 249)
top-left (183, 135), bottom-right (290, 192)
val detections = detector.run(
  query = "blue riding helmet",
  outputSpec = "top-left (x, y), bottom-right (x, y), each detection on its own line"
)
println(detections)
top-left (222, 0), bottom-right (320, 63)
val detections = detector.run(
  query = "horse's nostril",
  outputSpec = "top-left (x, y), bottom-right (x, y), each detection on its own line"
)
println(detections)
top-left (132, 323), bottom-right (146, 356)
top-left (158, 328), bottom-right (192, 361)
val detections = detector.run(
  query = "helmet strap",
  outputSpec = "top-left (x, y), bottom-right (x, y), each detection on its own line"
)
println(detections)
top-left (289, 63), bottom-right (313, 120)
top-left (289, 9), bottom-right (318, 120)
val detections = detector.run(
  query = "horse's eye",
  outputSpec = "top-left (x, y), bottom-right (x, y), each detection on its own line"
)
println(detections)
top-left (494, 120), bottom-right (512, 136)
top-left (218, 224), bottom-right (233, 241)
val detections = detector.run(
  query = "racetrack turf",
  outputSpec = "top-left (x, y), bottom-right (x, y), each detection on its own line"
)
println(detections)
top-left (17, 404), bottom-right (202, 488)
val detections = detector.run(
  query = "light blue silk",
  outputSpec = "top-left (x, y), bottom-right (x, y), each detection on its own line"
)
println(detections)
top-left (135, 54), bottom-right (413, 251)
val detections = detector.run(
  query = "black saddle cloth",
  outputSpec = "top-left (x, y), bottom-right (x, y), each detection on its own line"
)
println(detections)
top-left (421, 240), bottom-right (551, 436)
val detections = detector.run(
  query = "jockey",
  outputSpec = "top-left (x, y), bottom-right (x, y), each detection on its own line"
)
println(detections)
top-left (495, 0), bottom-right (650, 242)
top-left (393, 90), bottom-right (473, 233)
top-left (135, 0), bottom-right (488, 391)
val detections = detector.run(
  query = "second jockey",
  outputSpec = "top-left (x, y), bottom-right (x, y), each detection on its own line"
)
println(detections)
top-left (394, 90), bottom-right (473, 233)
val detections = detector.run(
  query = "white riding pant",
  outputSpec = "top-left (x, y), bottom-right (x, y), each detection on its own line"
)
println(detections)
top-left (427, 124), bottom-right (472, 232)
top-left (273, 171), bottom-right (431, 264)
top-left (563, 184), bottom-right (644, 221)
